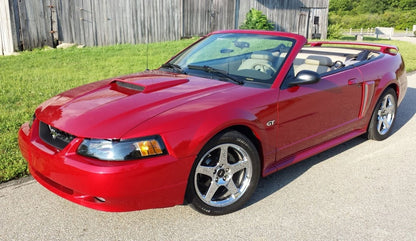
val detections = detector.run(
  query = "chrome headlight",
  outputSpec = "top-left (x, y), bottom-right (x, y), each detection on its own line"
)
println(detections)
top-left (77, 136), bottom-right (167, 161)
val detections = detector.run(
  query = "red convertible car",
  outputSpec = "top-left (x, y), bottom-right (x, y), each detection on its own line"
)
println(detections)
top-left (18, 30), bottom-right (407, 215)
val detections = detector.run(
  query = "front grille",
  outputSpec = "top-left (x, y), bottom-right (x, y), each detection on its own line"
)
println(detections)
top-left (39, 121), bottom-right (75, 150)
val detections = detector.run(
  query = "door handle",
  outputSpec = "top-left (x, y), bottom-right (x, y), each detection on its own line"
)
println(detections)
top-left (348, 78), bottom-right (361, 85)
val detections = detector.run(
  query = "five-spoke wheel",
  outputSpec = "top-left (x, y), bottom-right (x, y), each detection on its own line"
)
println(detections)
top-left (368, 88), bottom-right (397, 140)
top-left (187, 131), bottom-right (260, 215)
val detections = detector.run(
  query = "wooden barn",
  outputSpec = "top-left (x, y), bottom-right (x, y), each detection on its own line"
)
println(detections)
top-left (1, 0), bottom-right (329, 55)
top-left (184, 0), bottom-right (329, 39)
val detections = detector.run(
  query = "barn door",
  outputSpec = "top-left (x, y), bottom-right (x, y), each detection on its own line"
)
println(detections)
top-left (297, 8), bottom-right (327, 40)
top-left (297, 9), bottom-right (309, 38)
top-left (309, 8), bottom-right (327, 39)
top-left (16, 0), bottom-right (57, 50)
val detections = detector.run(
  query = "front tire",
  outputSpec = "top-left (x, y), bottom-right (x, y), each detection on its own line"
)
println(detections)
top-left (187, 131), bottom-right (260, 215)
top-left (367, 88), bottom-right (397, 141)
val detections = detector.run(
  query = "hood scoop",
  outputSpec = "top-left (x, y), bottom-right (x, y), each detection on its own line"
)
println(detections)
top-left (111, 80), bottom-right (145, 94)
top-left (110, 77), bottom-right (189, 94)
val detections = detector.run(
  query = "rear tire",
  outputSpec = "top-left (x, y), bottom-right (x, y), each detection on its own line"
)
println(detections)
top-left (367, 88), bottom-right (397, 141)
top-left (187, 131), bottom-right (260, 215)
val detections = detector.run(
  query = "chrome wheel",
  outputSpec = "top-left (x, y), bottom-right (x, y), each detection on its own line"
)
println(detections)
top-left (367, 88), bottom-right (397, 141)
top-left (194, 143), bottom-right (253, 207)
top-left (376, 93), bottom-right (396, 135)
top-left (188, 131), bottom-right (260, 215)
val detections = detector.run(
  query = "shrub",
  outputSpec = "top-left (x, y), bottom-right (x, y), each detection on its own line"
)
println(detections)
top-left (239, 8), bottom-right (274, 31)
top-left (327, 23), bottom-right (343, 39)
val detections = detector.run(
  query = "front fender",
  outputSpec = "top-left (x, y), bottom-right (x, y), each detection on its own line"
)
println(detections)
top-left (123, 89), bottom-right (278, 174)
top-left (186, 106), bottom-right (274, 158)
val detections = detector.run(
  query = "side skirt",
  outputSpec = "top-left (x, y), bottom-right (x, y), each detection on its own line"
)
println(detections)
top-left (263, 129), bottom-right (366, 177)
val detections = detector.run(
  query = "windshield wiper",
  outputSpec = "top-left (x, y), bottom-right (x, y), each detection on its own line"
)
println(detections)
top-left (187, 65), bottom-right (244, 85)
top-left (161, 63), bottom-right (184, 73)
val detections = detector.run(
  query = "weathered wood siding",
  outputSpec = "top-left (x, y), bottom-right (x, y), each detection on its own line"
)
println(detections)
top-left (55, 0), bottom-right (182, 46)
top-left (183, 0), bottom-right (212, 37)
top-left (0, 0), bottom-right (14, 55)
top-left (183, 0), bottom-right (235, 37)
top-left (16, 0), bottom-right (55, 49)
top-left (1, 0), bottom-right (329, 54)
top-left (237, 0), bottom-right (329, 38)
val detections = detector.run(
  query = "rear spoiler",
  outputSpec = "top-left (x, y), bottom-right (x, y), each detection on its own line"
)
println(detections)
top-left (307, 41), bottom-right (398, 55)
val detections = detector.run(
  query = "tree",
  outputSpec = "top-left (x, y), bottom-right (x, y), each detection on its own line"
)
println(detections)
top-left (391, 0), bottom-right (416, 10)
top-left (355, 0), bottom-right (390, 14)
top-left (329, 0), bottom-right (354, 14)
top-left (328, 0), bottom-right (416, 30)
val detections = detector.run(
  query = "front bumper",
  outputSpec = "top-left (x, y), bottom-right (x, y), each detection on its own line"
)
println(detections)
top-left (18, 121), bottom-right (193, 212)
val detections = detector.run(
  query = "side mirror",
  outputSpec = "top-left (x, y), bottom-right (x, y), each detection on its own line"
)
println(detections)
top-left (288, 70), bottom-right (321, 87)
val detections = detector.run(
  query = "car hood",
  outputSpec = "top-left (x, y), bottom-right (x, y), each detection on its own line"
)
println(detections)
top-left (36, 71), bottom-right (238, 139)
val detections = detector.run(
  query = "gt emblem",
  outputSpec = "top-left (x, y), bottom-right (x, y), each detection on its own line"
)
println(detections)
top-left (266, 120), bottom-right (275, 127)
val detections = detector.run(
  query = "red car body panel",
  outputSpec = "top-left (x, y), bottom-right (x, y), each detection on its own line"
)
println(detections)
top-left (18, 30), bottom-right (407, 212)
top-left (19, 121), bottom-right (193, 211)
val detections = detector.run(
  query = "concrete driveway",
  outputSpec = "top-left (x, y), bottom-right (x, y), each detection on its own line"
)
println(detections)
top-left (1, 73), bottom-right (415, 241)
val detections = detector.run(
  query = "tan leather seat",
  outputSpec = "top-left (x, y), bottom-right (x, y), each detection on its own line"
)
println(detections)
top-left (294, 55), bottom-right (333, 75)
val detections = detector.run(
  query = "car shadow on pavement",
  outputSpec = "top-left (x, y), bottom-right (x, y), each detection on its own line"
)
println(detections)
top-left (247, 137), bottom-right (367, 207)
top-left (247, 86), bottom-right (416, 208)
top-left (393, 86), bottom-right (416, 133)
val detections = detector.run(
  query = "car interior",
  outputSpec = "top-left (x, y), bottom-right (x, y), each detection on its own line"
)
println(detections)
top-left (182, 43), bottom-right (382, 87)
top-left (292, 47), bottom-right (381, 76)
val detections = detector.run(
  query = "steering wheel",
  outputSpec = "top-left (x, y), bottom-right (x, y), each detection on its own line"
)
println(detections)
top-left (252, 64), bottom-right (276, 75)
top-left (332, 60), bottom-right (345, 69)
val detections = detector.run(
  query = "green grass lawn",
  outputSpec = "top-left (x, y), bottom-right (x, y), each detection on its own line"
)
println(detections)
top-left (375, 40), bottom-right (416, 71)
top-left (0, 38), bottom-right (197, 183)
top-left (0, 36), bottom-right (415, 183)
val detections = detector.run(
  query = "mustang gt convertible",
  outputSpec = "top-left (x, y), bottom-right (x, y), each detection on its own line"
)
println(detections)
top-left (18, 30), bottom-right (407, 215)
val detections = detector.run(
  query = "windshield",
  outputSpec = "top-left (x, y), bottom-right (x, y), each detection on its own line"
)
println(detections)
top-left (168, 33), bottom-right (295, 86)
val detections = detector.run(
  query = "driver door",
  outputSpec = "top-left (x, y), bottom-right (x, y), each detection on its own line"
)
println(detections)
top-left (275, 67), bottom-right (363, 162)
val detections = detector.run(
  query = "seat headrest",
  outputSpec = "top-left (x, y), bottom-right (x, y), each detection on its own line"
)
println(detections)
top-left (251, 51), bottom-right (274, 62)
top-left (305, 56), bottom-right (333, 66)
